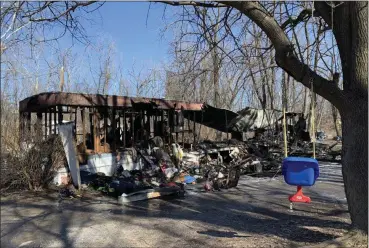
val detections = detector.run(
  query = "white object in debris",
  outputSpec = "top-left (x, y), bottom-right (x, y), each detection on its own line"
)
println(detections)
top-left (229, 147), bottom-right (240, 159)
top-left (82, 153), bottom-right (118, 177)
top-left (164, 167), bottom-right (178, 179)
top-left (118, 152), bottom-right (144, 171)
top-left (217, 172), bottom-right (225, 179)
top-left (82, 152), bottom-right (144, 176)
top-left (53, 167), bottom-right (69, 186)
top-left (58, 122), bottom-right (81, 188)
top-left (251, 160), bottom-right (261, 165)
top-left (182, 152), bottom-right (200, 166)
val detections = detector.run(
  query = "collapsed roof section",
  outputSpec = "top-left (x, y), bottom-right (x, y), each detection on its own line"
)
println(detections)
top-left (182, 104), bottom-right (239, 133)
top-left (183, 106), bottom-right (300, 133)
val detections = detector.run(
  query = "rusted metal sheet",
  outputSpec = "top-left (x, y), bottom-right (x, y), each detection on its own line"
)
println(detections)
top-left (19, 92), bottom-right (204, 112)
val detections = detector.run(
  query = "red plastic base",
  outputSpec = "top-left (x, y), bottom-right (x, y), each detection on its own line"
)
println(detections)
top-left (289, 186), bottom-right (311, 203)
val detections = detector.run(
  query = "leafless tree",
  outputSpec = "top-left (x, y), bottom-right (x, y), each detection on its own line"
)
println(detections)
top-left (0, 1), bottom-right (103, 55)
top-left (158, 1), bottom-right (367, 233)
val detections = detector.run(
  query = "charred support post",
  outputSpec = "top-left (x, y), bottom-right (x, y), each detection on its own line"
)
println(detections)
top-left (140, 110), bottom-right (144, 141)
top-left (81, 108), bottom-right (86, 148)
top-left (104, 110), bottom-right (107, 153)
top-left (117, 110), bottom-right (121, 139)
top-left (73, 107), bottom-right (77, 142)
top-left (161, 110), bottom-right (165, 140)
top-left (89, 109), bottom-right (94, 149)
top-left (44, 112), bottom-right (47, 139)
top-left (123, 110), bottom-right (126, 148)
top-left (182, 127), bottom-right (184, 148)
top-left (167, 110), bottom-right (171, 144)
top-left (193, 112), bottom-right (196, 144)
top-left (187, 118), bottom-right (191, 147)
top-left (53, 108), bottom-right (57, 134)
top-left (93, 110), bottom-right (100, 153)
top-left (154, 109), bottom-right (158, 137)
top-left (58, 106), bottom-right (63, 124)
top-left (175, 111), bottom-right (179, 143)
top-left (225, 110), bottom-right (229, 140)
top-left (112, 108), bottom-right (116, 152)
top-left (74, 107), bottom-right (78, 142)
top-left (48, 108), bottom-right (52, 136)
top-left (131, 113), bottom-right (134, 147)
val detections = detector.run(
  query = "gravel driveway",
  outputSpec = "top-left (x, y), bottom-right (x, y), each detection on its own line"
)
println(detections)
top-left (1, 162), bottom-right (350, 248)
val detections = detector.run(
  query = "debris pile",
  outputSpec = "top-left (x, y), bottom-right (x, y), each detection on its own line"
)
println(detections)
top-left (55, 121), bottom-right (341, 204)
top-left (73, 136), bottom-right (282, 202)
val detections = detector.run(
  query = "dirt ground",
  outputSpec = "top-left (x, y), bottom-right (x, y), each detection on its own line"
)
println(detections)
top-left (1, 162), bottom-right (351, 248)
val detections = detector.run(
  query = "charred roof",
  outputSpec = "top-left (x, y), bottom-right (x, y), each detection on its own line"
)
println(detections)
top-left (19, 92), bottom-right (204, 112)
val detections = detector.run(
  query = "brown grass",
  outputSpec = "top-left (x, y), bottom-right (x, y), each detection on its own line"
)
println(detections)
top-left (1, 130), bottom-right (67, 192)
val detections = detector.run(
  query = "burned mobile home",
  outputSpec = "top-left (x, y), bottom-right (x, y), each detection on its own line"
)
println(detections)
top-left (18, 91), bottom-right (310, 166)
top-left (18, 92), bottom-right (286, 154)
top-left (19, 92), bottom-right (204, 157)
top-left (18, 92), bottom-right (333, 201)
top-left (18, 91), bottom-right (319, 164)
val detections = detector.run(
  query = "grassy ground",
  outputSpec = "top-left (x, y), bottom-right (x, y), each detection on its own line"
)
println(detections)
top-left (0, 162), bottom-right (358, 248)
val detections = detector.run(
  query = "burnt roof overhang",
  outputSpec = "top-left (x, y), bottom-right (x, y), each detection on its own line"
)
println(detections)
top-left (19, 92), bottom-right (204, 112)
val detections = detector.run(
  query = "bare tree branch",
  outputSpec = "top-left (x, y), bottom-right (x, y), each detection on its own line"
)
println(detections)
top-left (155, 1), bottom-right (227, 8)
top-left (221, 1), bottom-right (345, 110)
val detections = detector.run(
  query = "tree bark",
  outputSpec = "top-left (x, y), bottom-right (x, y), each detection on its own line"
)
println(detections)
top-left (332, 1), bottom-right (368, 233)
top-left (341, 99), bottom-right (368, 232)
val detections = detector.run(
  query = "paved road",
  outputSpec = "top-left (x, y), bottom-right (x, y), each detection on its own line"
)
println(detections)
top-left (1, 162), bottom-right (350, 248)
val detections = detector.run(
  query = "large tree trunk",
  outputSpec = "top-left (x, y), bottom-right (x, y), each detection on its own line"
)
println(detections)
top-left (341, 98), bottom-right (368, 232)
top-left (334, 1), bottom-right (368, 233)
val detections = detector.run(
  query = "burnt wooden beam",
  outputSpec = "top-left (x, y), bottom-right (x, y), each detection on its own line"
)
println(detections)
top-left (112, 108), bottom-right (116, 152)
top-left (175, 111), bottom-right (179, 143)
top-left (93, 110), bottom-right (100, 153)
top-left (81, 108), bottom-right (86, 148)
top-left (131, 113), bottom-right (134, 147)
top-left (58, 106), bottom-right (63, 124)
top-left (53, 108), bottom-right (57, 134)
top-left (140, 110), bottom-right (144, 141)
top-left (193, 112), bottom-right (196, 144)
top-left (167, 110), bottom-right (171, 144)
top-left (48, 108), bottom-right (52, 136)
top-left (73, 107), bottom-right (77, 142)
top-left (123, 110), bottom-right (126, 148)
top-left (104, 110), bottom-right (107, 153)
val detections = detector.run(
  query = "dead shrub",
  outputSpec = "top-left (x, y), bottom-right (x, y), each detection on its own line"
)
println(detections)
top-left (1, 132), bottom-right (67, 192)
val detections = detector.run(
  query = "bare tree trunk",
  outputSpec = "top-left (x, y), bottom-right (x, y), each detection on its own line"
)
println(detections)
top-left (331, 104), bottom-right (340, 136)
top-left (341, 98), bottom-right (367, 230)
top-left (308, 30), bottom-right (321, 132)
top-left (303, 88), bottom-right (309, 117)
top-left (212, 8), bottom-right (221, 141)
top-left (331, 56), bottom-right (341, 137)
top-left (335, 2), bottom-right (368, 232)
top-left (269, 54), bottom-right (275, 110)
